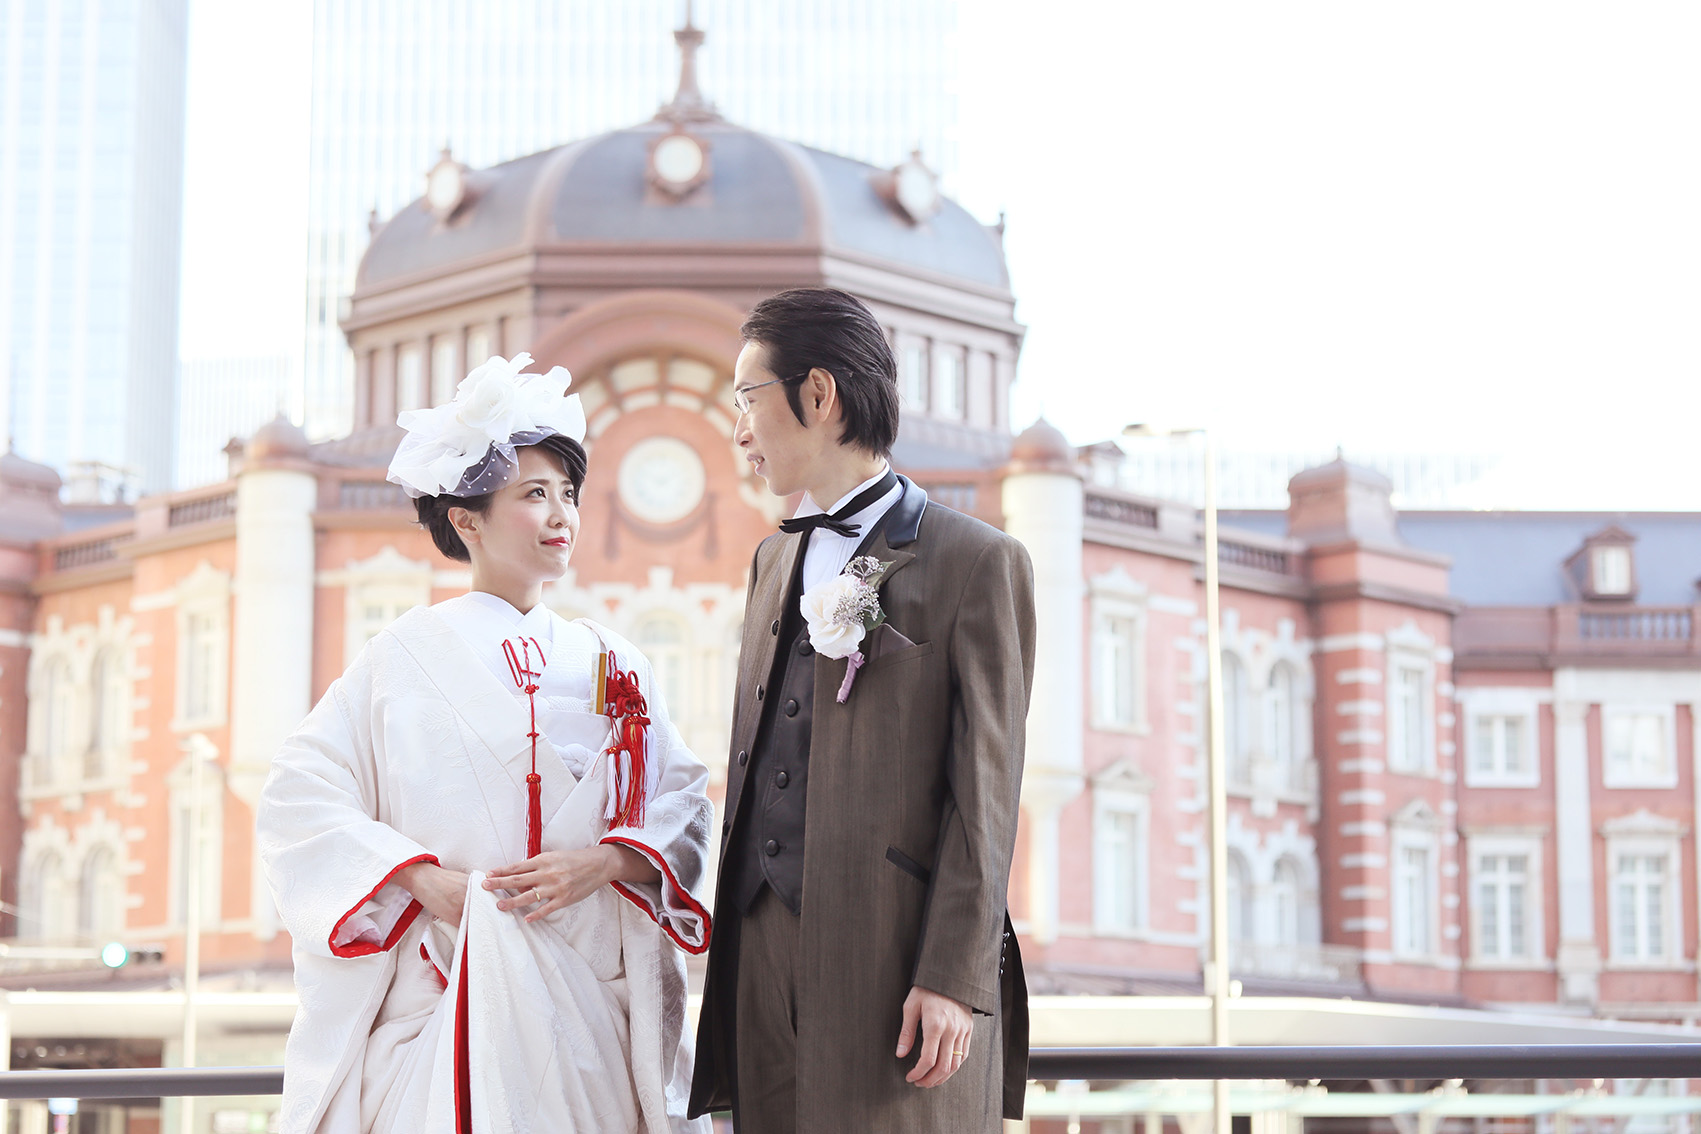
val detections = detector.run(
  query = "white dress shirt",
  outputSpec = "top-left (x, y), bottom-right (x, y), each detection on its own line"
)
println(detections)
top-left (794, 465), bottom-right (903, 593)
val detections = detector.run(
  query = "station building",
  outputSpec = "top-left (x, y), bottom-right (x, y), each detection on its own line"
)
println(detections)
top-left (0, 26), bottom-right (1699, 1134)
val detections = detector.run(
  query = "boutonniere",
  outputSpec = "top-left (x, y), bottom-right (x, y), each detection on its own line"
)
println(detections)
top-left (799, 555), bottom-right (892, 702)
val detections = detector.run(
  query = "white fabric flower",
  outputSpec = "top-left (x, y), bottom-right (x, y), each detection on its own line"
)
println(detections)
top-left (387, 352), bottom-right (586, 498)
top-left (800, 574), bottom-right (869, 659)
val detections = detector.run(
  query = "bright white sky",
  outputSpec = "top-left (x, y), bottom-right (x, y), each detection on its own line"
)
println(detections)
top-left (179, 1), bottom-right (1701, 509)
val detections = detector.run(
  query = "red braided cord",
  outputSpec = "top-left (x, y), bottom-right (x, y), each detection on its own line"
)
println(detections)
top-left (602, 652), bottom-right (651, 829)
top-left (502, 637), bottom-right (547, 857)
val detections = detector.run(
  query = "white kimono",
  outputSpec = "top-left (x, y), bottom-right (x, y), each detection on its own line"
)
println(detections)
top-left (258, 594), bottom-right (715, 1133)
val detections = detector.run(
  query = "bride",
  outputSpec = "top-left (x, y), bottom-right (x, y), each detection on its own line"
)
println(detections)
top-left (258, 354), bottom-right (714, 1133)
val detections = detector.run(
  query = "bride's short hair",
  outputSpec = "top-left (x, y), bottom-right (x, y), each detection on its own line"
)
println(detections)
top-left (414, 434), bottom-right (587, 562)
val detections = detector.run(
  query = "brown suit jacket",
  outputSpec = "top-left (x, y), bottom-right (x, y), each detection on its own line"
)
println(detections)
top-left (690, 479), bottom-right (1037, 1130)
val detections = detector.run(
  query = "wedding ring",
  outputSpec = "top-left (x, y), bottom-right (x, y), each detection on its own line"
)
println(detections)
top-left (952, 1049), bottom-right (964, 1057)
top-left (531, 888), bottom-right (542, 904)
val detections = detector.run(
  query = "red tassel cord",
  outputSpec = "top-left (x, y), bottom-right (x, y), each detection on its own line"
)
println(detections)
top-left (502, 636), bottom-right (548, 858)
top-left (601, 652), bottom-right (651, 829)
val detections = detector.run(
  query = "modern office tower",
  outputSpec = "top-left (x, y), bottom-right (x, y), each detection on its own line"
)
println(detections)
top-left (0, 0), bottom-right (189, 494)
top-left (300, 0), bottom-right (959, 439)
top-left (176, 355), bottom-right (292, 487)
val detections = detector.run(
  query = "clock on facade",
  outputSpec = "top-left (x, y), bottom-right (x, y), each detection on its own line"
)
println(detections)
top-left (648, 129), bottom-right (711, 198)
top-left (617, 436), bottom-right (707, 524)
top-left (425, 147), bottom-right (469, 218)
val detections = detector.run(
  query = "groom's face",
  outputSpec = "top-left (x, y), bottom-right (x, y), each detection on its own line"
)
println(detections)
top-left (733, 341), bottom-right (828, 499)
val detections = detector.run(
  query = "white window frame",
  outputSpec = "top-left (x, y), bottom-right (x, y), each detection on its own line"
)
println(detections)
top-left (1461, 688), bottom-right (1543, 788)
top-left (1467, 834), bottom-right (1545, 966)
top-left (899, 339), bottom-right (929, 409)
top-left (1593, 545), bottom-right (1633, 595)
top-left (1221, 651), bottom-right (1252, 786)
top-left (1092, 789), bottom-right (1150, 936)
top-left (1386, 652), bottom-right (1435, 774)
top-left (172, 564), bottom-right (232, 732)
top-left (633, 611), bottom-right (692, 721)
top-left (167, 749), bottom-right (225, 928)
top-left (1602, 705), bottom-right (1677, 789)
top-left (1088, 569), bottom-right (1148, 734)
top-left (397, 343), bottom-right (426, 410)
top-left (1603, 812), bottom-right (1686, 969)
top-left (933, 345), bottom-right (966, 420)
top-left (430, 334), bottom-right (459, 405)
top-left (1264, 660), bottom-right (1313, 795)
top-left (1391, 828), bottom-right (1440, 959)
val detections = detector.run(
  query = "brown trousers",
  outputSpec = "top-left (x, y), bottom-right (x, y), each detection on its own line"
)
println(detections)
top-left (733, 887), bottom-right (801, 1133)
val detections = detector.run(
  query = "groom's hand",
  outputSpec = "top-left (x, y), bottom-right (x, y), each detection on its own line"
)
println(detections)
top-left (896, 985), bottom-right (973, 1087)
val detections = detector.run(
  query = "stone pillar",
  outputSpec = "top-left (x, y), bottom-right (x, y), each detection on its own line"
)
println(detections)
top-left (230, 418), bottom-right (317, 936)
top-left (1002, 420), bottom-right (1085, 945)
top-left (1551, 678), bottom-right (1600, 1005)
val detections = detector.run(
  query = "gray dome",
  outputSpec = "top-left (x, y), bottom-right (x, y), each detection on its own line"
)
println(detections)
top-left (359, 120), bottom-right (1009, 292)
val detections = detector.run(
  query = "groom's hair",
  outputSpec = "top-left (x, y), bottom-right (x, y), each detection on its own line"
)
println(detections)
top-left (741, 288), bottom-right (900, 458)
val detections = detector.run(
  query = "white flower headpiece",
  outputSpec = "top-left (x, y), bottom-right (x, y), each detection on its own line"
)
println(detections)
top-left (387, 353), bottom-right (587, 499)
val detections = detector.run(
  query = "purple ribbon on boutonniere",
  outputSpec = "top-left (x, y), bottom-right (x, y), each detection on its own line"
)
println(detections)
top-left (837, 652), bottom-right (866, 703)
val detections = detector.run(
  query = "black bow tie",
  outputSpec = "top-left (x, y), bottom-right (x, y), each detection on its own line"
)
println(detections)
top-left (778, 470), bottom-right (898, 539)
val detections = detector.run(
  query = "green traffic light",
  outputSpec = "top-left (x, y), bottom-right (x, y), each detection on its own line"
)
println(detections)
top-left (99, 942), bottom-right (129, 969)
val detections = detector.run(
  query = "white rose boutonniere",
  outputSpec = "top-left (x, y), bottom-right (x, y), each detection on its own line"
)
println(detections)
top-left (799, 555), bottom-right (892, 702)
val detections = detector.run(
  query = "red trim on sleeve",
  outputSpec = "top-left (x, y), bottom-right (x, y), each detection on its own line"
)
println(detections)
top-left (328, 853), bottom-right (439, 959)
top-left (601, 835), bottom-right (712, 956)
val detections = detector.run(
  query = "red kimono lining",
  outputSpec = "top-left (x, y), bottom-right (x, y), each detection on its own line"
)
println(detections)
top-left (327, 853), bottom-right (439, 959)
top-left (601, 835), bottom-right (713, 955)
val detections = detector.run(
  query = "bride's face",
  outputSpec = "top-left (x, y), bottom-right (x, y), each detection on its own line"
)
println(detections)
top-left (453, 445), bottom-right (580, 583)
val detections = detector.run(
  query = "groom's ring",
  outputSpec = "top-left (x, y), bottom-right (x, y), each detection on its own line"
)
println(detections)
top-left (951, 1050), bottom-right (964, 1057)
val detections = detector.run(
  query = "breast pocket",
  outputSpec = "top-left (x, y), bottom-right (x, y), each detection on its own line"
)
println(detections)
top-left (859, 640), bottom-right (934, 675)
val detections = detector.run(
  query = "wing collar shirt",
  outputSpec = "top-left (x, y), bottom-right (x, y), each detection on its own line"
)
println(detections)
top-left (794, 464), bottom-right (903, 593)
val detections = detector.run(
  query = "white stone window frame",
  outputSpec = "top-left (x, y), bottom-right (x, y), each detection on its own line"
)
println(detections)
top-left (1460, 688), bottom-right (1544, 789)
top-left (1602, 810), bottom-right (1688, 970)
top-left (171, 563), bottom-right (233, 733)
top-left (1601, 703), bottom-right (1678, 790)
top-left (897, 336), bottom-right (930, 411)
top-left (1088, 567), bottom-right (1149, 735)
top-left (1092, 781), bottom-right (1152, 937)
top-left (166, 742), bottom-right (226, 929)
top-left (1386, 638), bottom-right (1438, 776)
top-left (1465, 832), bottom-right (1547, 967)
top-left (932, 343), bottom-right (967, 420)
top-left (1390, 817), bottom-right (1442, 960)
top-left (322, 547), bottom-right (435, 669)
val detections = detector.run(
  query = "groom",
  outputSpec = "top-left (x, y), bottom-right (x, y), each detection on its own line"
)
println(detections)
top-left (689, 288), bottom-right (1035, 1132)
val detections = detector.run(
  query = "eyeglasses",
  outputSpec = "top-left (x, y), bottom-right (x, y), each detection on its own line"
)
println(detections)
top-left (729, 375), bottom-right (801, 415)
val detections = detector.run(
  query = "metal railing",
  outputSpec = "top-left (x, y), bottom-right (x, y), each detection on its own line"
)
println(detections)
top-left (5, 1045), bottom-right (1701, 1099)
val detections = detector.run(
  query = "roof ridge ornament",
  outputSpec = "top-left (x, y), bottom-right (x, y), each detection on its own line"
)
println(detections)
top-left (657, 0), bottom-right (721, 125)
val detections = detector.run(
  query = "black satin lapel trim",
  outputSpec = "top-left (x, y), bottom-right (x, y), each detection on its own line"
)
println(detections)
top-left (884, 476), bottom-right (928, 547)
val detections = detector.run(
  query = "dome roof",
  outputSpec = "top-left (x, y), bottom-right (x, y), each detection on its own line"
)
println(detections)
top-left (246, 415), bottom-right (311, 463)
top-left (1010, 418), bottom-right (1073, 464)
top-left (359, 119), bottom-right (1010, 294)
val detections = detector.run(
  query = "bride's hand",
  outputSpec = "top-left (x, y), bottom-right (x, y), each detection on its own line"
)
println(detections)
top-left (484, 845), bottom-right (659, 922)
top-left (396, 861), bottom-right (471, 928)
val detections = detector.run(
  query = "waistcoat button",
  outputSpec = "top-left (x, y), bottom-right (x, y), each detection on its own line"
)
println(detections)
top-left (764, 839), bottom-right (780, 856)
top-left (756, 685), bottom-right (765, 701)
top-left (775, 770), bottom-right (790, 788)
top-left (784, 698), bottom-right (799, 717)
top-left (797, 640), bottom-right (814, 656)
top-left (771, 619), bottom-right (780, 635)
top-left (737, 750), bottom-right (748, 766)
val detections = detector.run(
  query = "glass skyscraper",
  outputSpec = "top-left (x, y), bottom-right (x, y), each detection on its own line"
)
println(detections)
top-left (0, 0), bottom-right (189, 494)
top-left (300, 0), bottom-right (959, 439)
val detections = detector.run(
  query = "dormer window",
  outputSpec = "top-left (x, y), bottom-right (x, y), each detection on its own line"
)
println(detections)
top-left (1566, 524), bottom-right (1638, 601)
top-left (1593, 545), bottom-right (1632, 595)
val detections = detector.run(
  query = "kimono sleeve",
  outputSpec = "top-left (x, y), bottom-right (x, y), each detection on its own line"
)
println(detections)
top-left (257, 647), bottom-right (438, 960)
top-left (600, 670), bottom-right (715, 956)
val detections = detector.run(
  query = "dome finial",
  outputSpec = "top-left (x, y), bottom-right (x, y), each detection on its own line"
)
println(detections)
top-left (659, 0), bottom-right (720, 123)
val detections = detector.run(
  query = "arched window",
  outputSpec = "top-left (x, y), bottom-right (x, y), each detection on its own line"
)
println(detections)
top-left (87, 649), bottom-right (127, 780)
top-left (634, 614), bottom-right (690, 719)
top-left (23, 852), bottom-right (72, 942)
top-left (79, 846), bottom-right (122, 940)
top-left (1266, 662), bottom-right (1302, 791)
top-left (41, 658), bottom-right (77, 787)
top-left (1271, 857), bottom-right (1302, 947)
top-left (1221, 653), bottom-right (1250, 784)
top-left (1225, 851), bottom-right (1252, 943)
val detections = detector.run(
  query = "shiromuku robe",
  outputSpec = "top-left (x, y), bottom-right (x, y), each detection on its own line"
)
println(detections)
top-left (258, 594), bottom-right (715, 1134)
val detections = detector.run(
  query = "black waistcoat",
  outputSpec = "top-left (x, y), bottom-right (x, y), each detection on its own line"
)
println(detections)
top-left (724, 516), bottom-right (896, 916)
